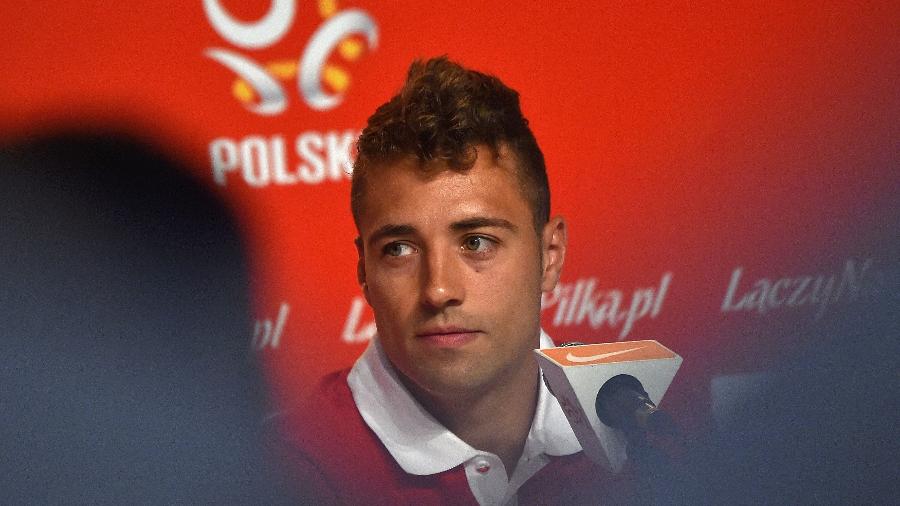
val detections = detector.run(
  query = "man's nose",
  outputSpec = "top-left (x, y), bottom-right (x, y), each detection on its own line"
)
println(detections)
top-left (420, 248), bottom-right (464, 309)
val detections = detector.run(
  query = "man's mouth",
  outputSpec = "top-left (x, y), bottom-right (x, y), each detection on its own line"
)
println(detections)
top-left (415, 326), bottom-right (481, 348)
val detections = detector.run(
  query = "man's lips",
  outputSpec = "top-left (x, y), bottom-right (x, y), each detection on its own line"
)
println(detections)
top-left (415, 327), bottom-right (481, 347)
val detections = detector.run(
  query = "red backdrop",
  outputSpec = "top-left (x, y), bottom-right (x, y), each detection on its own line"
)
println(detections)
top-left (2, 0), bottom-right (897, 428)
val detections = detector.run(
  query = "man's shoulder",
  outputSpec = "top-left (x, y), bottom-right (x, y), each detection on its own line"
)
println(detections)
top-left (520, 453), bottom-right (639, 505)
top-left (267, 368), bottom-right (384, 501)
top-left (272, 368), bottom-right (362, 451)
top-left (268, 368), bottom-right (478, 504)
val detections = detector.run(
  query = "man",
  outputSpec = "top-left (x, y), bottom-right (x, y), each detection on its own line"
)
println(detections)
top-left (276, 57), bottom-right (634, 504)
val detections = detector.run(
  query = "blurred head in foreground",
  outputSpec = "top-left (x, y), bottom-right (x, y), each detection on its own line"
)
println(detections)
top-left (0, 131), bottom-right (285, 503)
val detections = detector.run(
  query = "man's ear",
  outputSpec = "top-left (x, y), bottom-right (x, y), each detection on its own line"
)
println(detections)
top-left (355, 236), bottom-right (369, 301)
top-left (540, 216), bottom-right (567, 292)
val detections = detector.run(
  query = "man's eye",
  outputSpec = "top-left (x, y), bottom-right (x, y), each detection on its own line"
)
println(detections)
top-left (384, 242), bottom-right (415, 257)
top-left (462, 236), bottom-right (494, 253)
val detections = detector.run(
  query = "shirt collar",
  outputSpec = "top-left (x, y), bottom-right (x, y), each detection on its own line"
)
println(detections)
top-left (347, 331), bottom-right (582, 475)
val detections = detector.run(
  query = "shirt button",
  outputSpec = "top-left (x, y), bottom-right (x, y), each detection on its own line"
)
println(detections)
top-left (475, 459), bottom-right (491, 473)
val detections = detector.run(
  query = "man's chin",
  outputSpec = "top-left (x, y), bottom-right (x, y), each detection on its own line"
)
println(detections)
top-left (402, 364), bottom-right (495, 400)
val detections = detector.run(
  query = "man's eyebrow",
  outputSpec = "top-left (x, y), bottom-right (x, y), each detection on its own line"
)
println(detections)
top-left (367, 224), bottom-right (417, 246)
top-left (450, 217), bottom-right (518, 232)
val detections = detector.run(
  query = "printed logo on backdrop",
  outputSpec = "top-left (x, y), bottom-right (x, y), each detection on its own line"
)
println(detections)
top-left (720, 258), bottom-right (877, 319)
top-left (204, 0), bottom-right (378, 115)
top-left (341, 272), bottom-right (674, 343)
top-left (203, 0), bottom-right (378, 187)
top-left (542, 273), bottom-right (672, 341)
top-left (251, 302), bottom-right (291, 350)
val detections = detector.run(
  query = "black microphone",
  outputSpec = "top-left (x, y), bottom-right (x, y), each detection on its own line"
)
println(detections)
top-left (544, 342), bottom-right (676, 438)
top-left (594, 374), bottom-right (677, 439)
top-left (534, 339), bottom-right (682, 472)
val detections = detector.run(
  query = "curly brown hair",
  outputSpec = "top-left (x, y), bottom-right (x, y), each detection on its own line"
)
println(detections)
top-left (351, 56), bottom-right (550, 232)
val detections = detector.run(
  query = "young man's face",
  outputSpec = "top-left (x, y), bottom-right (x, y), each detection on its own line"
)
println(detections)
top-left (355, 145), bottom-right (566, 398)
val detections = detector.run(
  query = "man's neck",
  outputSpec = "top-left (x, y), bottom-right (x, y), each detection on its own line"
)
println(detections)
top-left (402, 360), bottom-right (541, 475)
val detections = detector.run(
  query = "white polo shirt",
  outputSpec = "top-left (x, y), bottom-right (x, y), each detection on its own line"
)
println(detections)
top-left (347, 332), bottom-right (583, 506)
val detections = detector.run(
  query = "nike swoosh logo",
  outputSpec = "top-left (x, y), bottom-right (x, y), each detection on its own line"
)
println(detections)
top-left (565, 346), bottom-right (646, 363)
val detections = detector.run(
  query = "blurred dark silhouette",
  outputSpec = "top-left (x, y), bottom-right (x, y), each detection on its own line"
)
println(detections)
top-left (0, 131), bottom-right (288, 503)
top-left (647, 253), bottom-right (899, 503)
